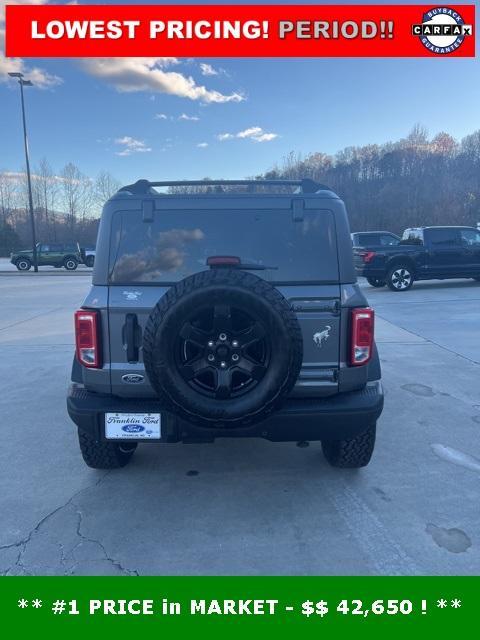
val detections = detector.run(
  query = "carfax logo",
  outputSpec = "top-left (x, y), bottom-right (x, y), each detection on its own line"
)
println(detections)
top-left (412, 7), bottom-right (473, 54)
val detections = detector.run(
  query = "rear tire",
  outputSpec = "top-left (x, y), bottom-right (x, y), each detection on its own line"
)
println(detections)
top-left (78, 430), bottom-right (137, 469)
top-left (322, 424), bottom-right (376, 468)
top-left (85, 255), bottom-right (95, 268)
top-left (386, 265), bottom-right (414, 291)
top-left (64, 257), bottom-right (78, 271)
top-left (16, 258), bottom-right (32, 271)
top-left (366, 277), bottom-right (385, 288)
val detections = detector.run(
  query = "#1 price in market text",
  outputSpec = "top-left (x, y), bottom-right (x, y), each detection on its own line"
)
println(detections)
top-left (16, 597), bottom-right (459, 617)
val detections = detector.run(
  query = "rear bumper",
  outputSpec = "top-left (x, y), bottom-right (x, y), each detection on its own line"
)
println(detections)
top-left (355, 266), bottom-right (386, 278)
top-left (67, 381), bottom-right (384, 443)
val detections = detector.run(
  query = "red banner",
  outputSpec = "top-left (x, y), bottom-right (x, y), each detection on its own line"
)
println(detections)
top-left (5, 4), bottom-right (476, 58)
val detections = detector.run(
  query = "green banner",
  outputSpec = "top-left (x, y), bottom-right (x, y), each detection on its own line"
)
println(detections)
top-left (0, 577), bottom-right (476, 637)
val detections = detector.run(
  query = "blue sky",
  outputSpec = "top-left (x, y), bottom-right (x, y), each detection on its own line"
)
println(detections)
top-left (1, 0), bottom-right (479, 184)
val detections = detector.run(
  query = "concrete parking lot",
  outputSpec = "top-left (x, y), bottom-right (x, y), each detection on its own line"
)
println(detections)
top-left (0, 272), bottom-right (479, 576)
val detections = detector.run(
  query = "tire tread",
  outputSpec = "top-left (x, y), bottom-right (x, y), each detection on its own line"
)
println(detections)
top-left (78, 430), bottom-right (136, 469)
top-left (323, 424), bottom-right (376, 468)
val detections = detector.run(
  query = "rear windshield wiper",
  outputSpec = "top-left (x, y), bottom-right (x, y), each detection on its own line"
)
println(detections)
top-left (207, 256), bottom-right (278, 270)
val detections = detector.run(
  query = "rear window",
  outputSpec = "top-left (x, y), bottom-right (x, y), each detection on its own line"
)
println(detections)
top-left (355, 233), bottom-right (399, 247)
top-left (402, 229), bottom-right (423, 244)
top-left (426, 228), bottom-right (459, 246)
top-left (460, 228), bottom-right (480, 246)
top-left (108, 209), bottom-right (338, 284)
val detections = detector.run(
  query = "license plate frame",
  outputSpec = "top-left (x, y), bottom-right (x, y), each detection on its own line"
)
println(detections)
top-left (105, 412), bottom-right (161, 440)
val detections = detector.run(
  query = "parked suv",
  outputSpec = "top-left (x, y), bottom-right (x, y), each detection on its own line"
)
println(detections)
top-left (67, 179), bottom-right (383, 470)
top-left (11, 243), bottom-right (81, 271)
top-left (354, 226), bottom-right (480, 291)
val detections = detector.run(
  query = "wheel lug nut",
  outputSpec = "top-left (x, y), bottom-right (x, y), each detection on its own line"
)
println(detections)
top-left (232, 354), bottom-right (239, 362)
top-left (220, 361), bottom-right (227, 368)
top-left (219, 333), bottom-right (227, 341)
top-left (207, 341), bottom-right (214, 347)
top-left (208, 354), bottom-right (215, 362)
top-left (232, 340), bottom-right (239, 348)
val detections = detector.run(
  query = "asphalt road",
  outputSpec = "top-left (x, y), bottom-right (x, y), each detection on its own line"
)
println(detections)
top-left (0, 273), bottom-right (479, 576)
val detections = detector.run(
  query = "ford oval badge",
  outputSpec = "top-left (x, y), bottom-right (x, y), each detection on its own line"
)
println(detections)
top-left (122, 374), bottom-right (144, 384)
top-left (122, 424), bottom-right (145, 433)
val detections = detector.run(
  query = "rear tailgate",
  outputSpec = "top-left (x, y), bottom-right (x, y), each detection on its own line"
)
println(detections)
top-left (353, 247), bottom-right (372, 270)
top-left (108, 283), bottom-right (341, 398)
top-left (106, 205), bottom-right (342, 398)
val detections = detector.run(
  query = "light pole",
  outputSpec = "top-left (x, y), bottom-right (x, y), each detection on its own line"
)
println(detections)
top-left (9, 71), bottom-right (38, 272)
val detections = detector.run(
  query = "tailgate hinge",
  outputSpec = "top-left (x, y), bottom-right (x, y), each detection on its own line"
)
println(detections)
top-left (292, 198), bottom-right (305, 222)
top-left (142, 199), bottom-right (155, 222)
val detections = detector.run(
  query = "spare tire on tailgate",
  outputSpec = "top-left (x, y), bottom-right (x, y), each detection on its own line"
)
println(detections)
top-left (143, 269), bottom-right (303, 428)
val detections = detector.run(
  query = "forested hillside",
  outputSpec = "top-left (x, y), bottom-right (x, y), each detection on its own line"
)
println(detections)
top-left (2, 126), bottom-right (479, 255)
top-left (257, 126), bottom-right (480, 234)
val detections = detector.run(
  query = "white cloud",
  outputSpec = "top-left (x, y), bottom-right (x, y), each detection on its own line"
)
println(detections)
top-left (114, 136), bottom-right (152, 157)
top-left (197, 142), bottom-right (209, 148)
top-left (1, 170), bottom-right (82, 184)
top-left (1, 5), bottom-right (238, 101)
top-left (0, 0), bottom-right (63, 89)
top-left (217, 127), bottom-right (278, 143)
top-left (239, 127), bottom-right (278, 142)
top-left (80, 58), bottom-right (244, 103)
top-left (0, 57), bottom-right (62, 89)
top-left (199, 63), bottom-right (219, 76)
top-left (155, 113), bottom-right (200, 122)
top-left (255, 133), bottom-right (278, 142)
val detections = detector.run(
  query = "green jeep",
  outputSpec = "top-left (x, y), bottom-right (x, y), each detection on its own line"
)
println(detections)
top-left (11, 243), bottom-right (81, 271)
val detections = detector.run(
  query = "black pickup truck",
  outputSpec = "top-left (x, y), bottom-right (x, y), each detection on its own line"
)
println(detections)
top-left (354, 226), bottom-right (480, 291)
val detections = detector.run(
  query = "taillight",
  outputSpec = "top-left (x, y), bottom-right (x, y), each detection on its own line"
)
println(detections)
top-left (350, 308), bottom-right (374, 366)
top-left (361, 251), bottom-right (376, 263)
top-left (74, 309), bottom-right (101, 368)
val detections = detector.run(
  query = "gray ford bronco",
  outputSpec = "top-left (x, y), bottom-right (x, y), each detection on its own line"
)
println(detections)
top-left (67, 179), bottom-right (383, 469)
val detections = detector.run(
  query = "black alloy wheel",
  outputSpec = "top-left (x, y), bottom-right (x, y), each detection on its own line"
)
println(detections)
top-left (175, 303), bottom-right (270, 400)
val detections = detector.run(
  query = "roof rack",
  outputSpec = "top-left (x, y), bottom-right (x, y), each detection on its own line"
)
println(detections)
top-left (118, 178), bottom-right (330, 195)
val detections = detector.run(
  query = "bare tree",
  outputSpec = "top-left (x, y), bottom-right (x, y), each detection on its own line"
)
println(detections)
top-left (33, 158), bottom-right (60, 241)
top-left (258, 126), bottom-right (480, 233)
top-left (79, 178), bottom-right (94, 226)
top-left (60, 162), bottom-right (87, 234)
top-left (0, 172), bottom-right (16, 226)
top-left (94, 170), bottom-right (121, 208)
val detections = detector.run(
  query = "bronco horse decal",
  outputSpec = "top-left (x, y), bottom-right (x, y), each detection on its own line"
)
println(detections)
top-left (313, 326), bottom-right (331, 347)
